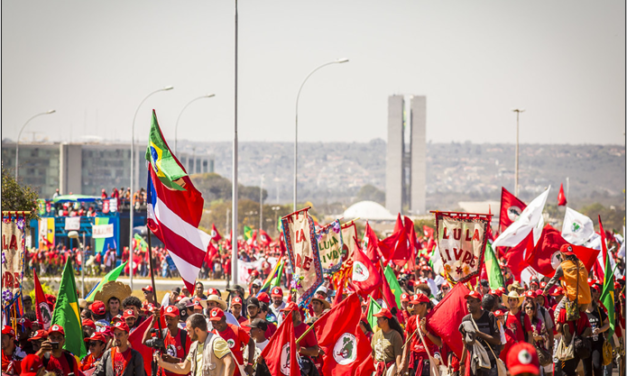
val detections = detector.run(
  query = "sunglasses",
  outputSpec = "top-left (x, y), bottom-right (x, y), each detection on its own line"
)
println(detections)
top-left (442, 287), bottom-right (450, 291)
top-left (525, 307), bottom-right (533, 311)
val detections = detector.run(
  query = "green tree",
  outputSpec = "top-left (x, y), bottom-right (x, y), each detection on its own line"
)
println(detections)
top-left (1, 167), bottom-right (39, 222)
top-left (191, 172), bottom-right (268, 204)
top-left (355, 184), bottom-right (385, 205)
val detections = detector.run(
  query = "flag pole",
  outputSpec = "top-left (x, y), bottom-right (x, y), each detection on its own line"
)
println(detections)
top-left (145, 225), bottom-right (163, 336)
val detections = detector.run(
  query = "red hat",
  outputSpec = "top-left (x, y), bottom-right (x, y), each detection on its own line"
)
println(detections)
top-left (193, 302), bottom-right (203, 311)
top-left (145, 303), bottom-right (158, 313)
top-left (530, 277), bottom-right (539, 283)
top-left (2, 325), bottom-right (15, 337)
top-left (373, 308), bottom-right (393, 319)
top-left (507, 342), bottom-right (539, 376)
top-left (83, 332), bottom-right (106, 343)
top-left (208, 308), bottom-right (225, 322)
top-left (123, 309), bottom-right (136, 319)
top-left (82, 319), bottom-right (96, 329)
top-left (111, 314), bottom-right (124, 323)
top-left (401, 293), bottom-right (410, 302)
top-left (164, 306), bottom-right (180, 317)
top-left (271, 287), bottom-right (283, 297)
top-left (231, 296), bottom-right (243, 306)
top-left (48, 324), bottom-right (65, 336)
top-left (207, 288), bottom-right (219, 296)
top-left (441, 282), bottom-right (451, 289)
top-left (524, 291), bottom-right (537, 299)
top-left (464, 291), bottom-right (482, 300)
top-left (497, 287), bottom-right (507, 295)
top-left (280, 302), bottom-right (299, 313)
top-left (90, 300), bottom-right (106, 315)
top-left (539, 282), bottom-right (547, 289)
top-left (494, 310), bottom-right (505, 317)
top-left (534, 289), bottom-right (544, 297)
top-left (113, 321), bottom-right (130, 333)
top-left (20, 354), bottom-right (43, 376)
top-left (590, 284), bottom-right (601, 293)
top-left (17, 318), bottom-right (33, 329)
top-left (615, 282), bottom-right (622, 291)
top-left (410, 293), bottom-right (431, 304)
top-left (142, 285), bottom-right (154, 293)
top-left (489, 289), bottom-right (500, 297)
top-left (560, 244), bottom-right (575, 256)
top-left (550, 287), bottom-right (564, 296)
top-left (250, 270), bottom-right (260, 278)
top-left (28, 330), bottom-right (48, 341)
top-left (258, 292), bottom-right (270, 304)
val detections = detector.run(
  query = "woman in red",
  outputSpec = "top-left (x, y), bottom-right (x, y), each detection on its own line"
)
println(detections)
top-left (81, 333), bottom-right (107, 371)
top-left (401, 293), bottom-right (442, 376)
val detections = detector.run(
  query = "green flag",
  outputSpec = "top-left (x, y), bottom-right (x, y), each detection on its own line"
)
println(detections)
top-left (134, 234), bottom-right (148, 252)
top-left (145, 110), bottom-right (187, 191)
top-left (484, 242), bottom-right (504, 289)
top-left (271, 260), bottom-right (285, 288)
top-left (51, 259), bottom-right (87, 358)
top-left (85, 261), bottom-right (128, 302)
top-left (366, 296), bottom-right (382, 332)
top-left (244, 226), bottom-right (253, 240)
top-left (599, 218), bottom-right (615, 338)
top-left (384, 265), bottom-right (403, 308)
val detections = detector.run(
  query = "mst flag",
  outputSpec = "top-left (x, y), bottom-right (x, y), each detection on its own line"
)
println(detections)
top-left (51, 259), bottom-right (86, 358)
top-left (210, 224), bottom-right (222, 241)
top-left (352, 239), bottom-right (382, 295)
top-left (561, 207), bottom-right (595, 245)
top-left (259, 311), bottom-right (299, 376)
top-left (525, 225), bottom-right (569, 278)
top-left (599, 217), bottom-right (615, 338)
top-left (494, 187), bottom-right (550, 248)
top-left (146, 110), bottom-right (209, 293)
top-left (378, 214), bottom-right (409, 265)
top-left (426, 282), bottom-right (471, 358)
top-left (315, 294), bottom-right (375, 376)
top-left (499, 187), bottom-right (526, 233)
top-left (363, 222), bottom-right (381, 263)
top-left (33, 270), bottom-right (52, 330)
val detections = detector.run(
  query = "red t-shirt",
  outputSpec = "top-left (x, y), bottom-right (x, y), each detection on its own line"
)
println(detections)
top-left (505, 310), bottom-right (525, 342)
top-left (113, 348), bottom-right (132, 376)
top-left (45, 353), bottom-right (78, 376)
top-left (224, 260), bottom-right (232, 275)
top-left (80, 353), bottom-right (102, 371)
top-left (213, 324), bottom-right (250, 365)
top-left (1, 351), bottom-right (21, 375)
top-left (406, 315), bottom-right (437, 354)
top-left (293, 322), bottom-right (318, 348)
top-left (264, 322), bottom-right (277, 339)
top-left (557, 308), bottom-right (591, 335)
top-left (163, 329), bottom-right (190, 376)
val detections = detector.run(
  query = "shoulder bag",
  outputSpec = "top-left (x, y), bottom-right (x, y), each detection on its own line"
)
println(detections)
top-left (598, 307), bottom-right (613, 366)
top-left (470, 314), bottom-right (507, 376)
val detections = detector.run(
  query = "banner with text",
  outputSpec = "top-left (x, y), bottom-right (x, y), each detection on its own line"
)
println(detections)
top-left (434, 212), bottom-right (491, 283)
top-left (65, 217), bottom-right (81, 231)
top-left (315, 220), bottom-right (344, 274)
top-left (93, 224), bottom-right (114, 239)
top-left (39, 218), bottom-right (55, 251)
top-left (2, 219), bottom-right (25, 291)
top-left (281, 208), bottom-right (323, 306)
top-left (341, 221), bottom-right (358, 265)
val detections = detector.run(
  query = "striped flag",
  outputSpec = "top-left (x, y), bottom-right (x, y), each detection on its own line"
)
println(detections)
top-left (85, 261), bottom-right (128, 302)
top-left (599, 217), bottom-right (615, 338)
top-left (146, 110), bottom-right (210, 293)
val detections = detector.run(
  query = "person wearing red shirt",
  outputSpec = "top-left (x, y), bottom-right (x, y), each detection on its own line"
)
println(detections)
top-left (280, 303), bottom-right (320, 373)
top-left (81, 333), bottom-right (107, 371)
top-left (494, 310), bottom-right (518, 363)
top-left (2, 325), bottom-right (22, 375)
top-left (209, 308), bottom-right (254, 376)
top-left (555, 307), bottom-right (592, 376)
top-left (93, 322), bottom-right (145, 376)
top-left (229, 297), bottom-right (248, 325)
top-left (38, 325), bottom-right (81, 376)
top-left (402, 293), bottom-right (442, 375)
top-left (503, 291), bottom-right (527, 342)
top-left (142, 306), bottom-right (190, 376)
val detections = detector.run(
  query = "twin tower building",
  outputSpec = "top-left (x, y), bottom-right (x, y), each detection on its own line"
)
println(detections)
top-left (385, 95), bottom-right (426, 216)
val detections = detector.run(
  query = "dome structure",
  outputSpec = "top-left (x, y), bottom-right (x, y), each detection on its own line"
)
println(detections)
top-left (342, 201), bottom-right (396, 221)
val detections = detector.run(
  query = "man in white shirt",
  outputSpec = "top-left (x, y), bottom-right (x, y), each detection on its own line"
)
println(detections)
top-left (269, 287), bottom-right (286, 324)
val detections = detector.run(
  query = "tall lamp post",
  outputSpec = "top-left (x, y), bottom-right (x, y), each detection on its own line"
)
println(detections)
top-left (15, 110), bottom-right (56, 180)
top-left (232, 0), bottom-right (239, 288)
top-left (174, 94), bottom-right (216, 154)
top-left (129, 85), bottom-right (173, 290)
top-left (512, 109), bottom-right (525, 197)
top-left (68, 230), bottom-right (85, 297)
top-left (259, 175), bottom-right (264, 231)
top-left (294, 58), bottom-right (349, 211)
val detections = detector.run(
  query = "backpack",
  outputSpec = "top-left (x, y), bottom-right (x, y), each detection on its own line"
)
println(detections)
top-left (162, 328), bottom-right (188, 356)
top-left (42, 351), bottom-right (77, 373)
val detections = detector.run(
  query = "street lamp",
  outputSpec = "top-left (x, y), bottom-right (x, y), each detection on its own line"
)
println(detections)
top-left (512, 109), bottom-right (525, 196)
top-left (272, 206), bottom-right (281, 236)
top-left (129, 85), bottom-right (173, 290)
top-left (259, 175), bottom-right (264, 230)
top-left (294, 58), bottom-right (349, 211)
top-left (15, 110), bottom-right (55, 181)
top-left (68, 230), bottom-right (86, 297)
top-left (174, 94), bottom-right (216, 154)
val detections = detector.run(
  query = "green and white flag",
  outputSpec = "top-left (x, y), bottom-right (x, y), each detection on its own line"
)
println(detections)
top-left (145, 111), bottom-right (188, 191)
top-left (484, 242), bottom-right (504, 289)
top-left (51, 259), bottom-right (87, 358)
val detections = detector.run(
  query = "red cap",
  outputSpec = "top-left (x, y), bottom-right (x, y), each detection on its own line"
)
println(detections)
top-left (560, 244), bottom-right (575, 256)
top-left (373, 308), bottom-right (393, 319)
top-left (112, 314), bottom-right (124, 323)
top-left (524, 291), bottom-right (537, 299)
top-left (590, 284), bottom-right (601, 293)
top-left (401, 293), bottom-right (410, 302)
top-left (90, 300), bottom-right (106, 315)
top-left (494, 310), bottom-right (505, 317)
top-left (164, 305), bottom-right (180, 317)
top-left (48, 324), bottom-right (65, 336)
top-left (231, 296), bottom-right (243, 306)
top-left (142, 285), bottom-right (154, 293)
top-left (464, 291), bottom-right (482, 300)
top-left (534, 289), bottom-right (544, 297)
top-left (2, 325), bottom-right (15, 337)
top-left (615, 282), bottom-right (622, 291)
top-left (83, 332), bottom-right (106, 343)
top-left (271, 287), bottom-right (283, 297)
top-left (17, 318), bottom-right (33, 329)
top-left (20, 354), bottom-right (43, 376)
top-left (550, 287), bottom-right (564, 296)
top-left (208, 308), bottom-right (225, 322)
top-left (193, 302), bottom-right (203, 311)
top-left (489, 289), bottom-right (500, 297)
top-left (28, 330), bottom-right (48, 341)
top-left (507, 342), bottom-right (539, 375)
top-left (207, 288), bottom-right (219, 296)
top-left (258, 292), bottom-right (270, 304)
top-left (112, 321), bottom-right (130, 333)
top-left (123, 309), bottom-right (136, 319)
top-left (82, 319), bottom-right (96, 329)
top-left (144, 303), bottom-right (157, 313)
top-left (497, 287), bottom-right (507, 295)
top-left (410, 293), bottom-right (431, 304)
top-left (539, 282), bottom-right (547, 289)
top-left (280, 302), bottom-right (299, 313)
top-left (441, 282), bottom-right (451, 289)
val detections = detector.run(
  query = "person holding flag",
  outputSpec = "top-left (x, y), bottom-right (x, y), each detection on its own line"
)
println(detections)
top-left (401, 293), bottom-right (442, 376)
top-left (371, 308), bottom-right (404, 375)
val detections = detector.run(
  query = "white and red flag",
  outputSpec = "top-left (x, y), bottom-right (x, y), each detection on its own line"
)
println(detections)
top-left (210, 224), bottom-right (222, 242)
top-left (498, 187), bottom-right (527, 234)
top-left (258, 229), bottom-right (273, 247)
top-left (146, 110), bottom-right (210, 293)
top-left (352, 237), bottom-right (382, 295)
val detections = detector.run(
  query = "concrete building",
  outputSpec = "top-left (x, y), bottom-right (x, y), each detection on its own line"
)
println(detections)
top-left (385, 95), bottom-right (427, 215)
top-left (2, 141), bottom-right (213, 198)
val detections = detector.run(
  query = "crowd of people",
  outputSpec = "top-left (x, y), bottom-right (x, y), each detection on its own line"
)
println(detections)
top-left (4, 242), bottom-right (626, 376)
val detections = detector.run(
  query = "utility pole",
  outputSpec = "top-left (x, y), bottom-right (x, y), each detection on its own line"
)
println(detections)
top-left (512, 109), bottom-right (525, 196)
top-left (260, 175), bottom-right (264, 231)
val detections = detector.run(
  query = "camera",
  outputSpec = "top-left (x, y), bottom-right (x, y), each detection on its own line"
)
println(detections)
top-left (145, 329), bottom-right (165, 350)
top-left (51, 342), bottom-right (59, 350)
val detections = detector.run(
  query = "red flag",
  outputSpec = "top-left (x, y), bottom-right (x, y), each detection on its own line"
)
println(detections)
top-left (380, 273), bottom-right (403, 324)
top-left (525, 225), bottom-right (570, 277)
top-left (314, 294), bottom-right (375, 376)
top-left (128, 314), bottom-right (154, 376)
top-left (279, 232), bottom-right (287, 257)
top-left (557, 184), bottom-right (567, 206)
top-left (210, 224), bottom-right (222, 241)
top-left (352, 237), bottom-right (382, 295)
top-left (333, 273), bottom-right (346, 306)
top-left (501, 234), bottom-right (533, 281)
top-left (259, 311), bottom-right (299, 376)
top-left (426, 282), bottom-right (471, 358)
top-left (204, 242), bottom-right (219, 264)
top-left (499, 187), bottom-right (527, 234)
top-left (258, 229), bottom-right (273, 247)
top-left (423, 226), bottom-right (434, 239)
top-left (33, 270), bottom-right (52, 330)
top-left (379, 214), bottom-right (410, 266)
top-left (403, 216), bottom-right (418, 270)
top-left (363, 222), bottom-right (381, 263)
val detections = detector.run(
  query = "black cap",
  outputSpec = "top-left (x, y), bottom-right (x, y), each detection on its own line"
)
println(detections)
top-left (246, 318), bottom-right (267, 331)
top-left (247, 297), bottom-right (260, 308)
top-left (172, 287), bottom-right (181, 294)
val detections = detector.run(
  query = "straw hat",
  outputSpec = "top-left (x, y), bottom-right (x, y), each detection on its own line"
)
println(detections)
top-left (202, 294), bottom-right (227, 310)
top-left (507, 281), bottom-right (524, 293)
top-left (503, 291), bottom-right (525, 308)
top-left (93, 281), bottom-right (132, 305)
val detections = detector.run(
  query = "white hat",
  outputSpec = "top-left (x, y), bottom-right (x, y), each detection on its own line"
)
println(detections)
top-left (316, 286), bottom-right (328, 294)
top-left (252, 279), bottom-right (263, 287)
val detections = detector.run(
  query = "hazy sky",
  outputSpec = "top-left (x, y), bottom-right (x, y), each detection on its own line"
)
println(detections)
top-left (2, 1), bottom-right (625, 146)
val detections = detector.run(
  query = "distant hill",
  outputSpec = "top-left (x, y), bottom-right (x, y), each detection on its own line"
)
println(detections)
top-left (178, 139), bottom-right (625, 210)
